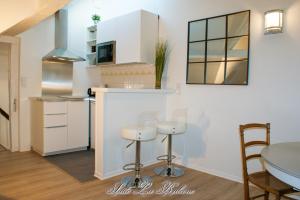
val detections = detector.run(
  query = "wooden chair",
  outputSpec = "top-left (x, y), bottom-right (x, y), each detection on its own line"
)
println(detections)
top-left (239, 123), bottom-right (294, 200)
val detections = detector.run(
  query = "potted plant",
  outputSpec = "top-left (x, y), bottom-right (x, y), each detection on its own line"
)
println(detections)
top-left (155, 41), bottom-right (168, 89)
top-left (92, 14), bottom-right (101, 25)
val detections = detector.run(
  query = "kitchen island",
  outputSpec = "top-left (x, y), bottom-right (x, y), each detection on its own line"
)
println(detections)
top-left (92, 88), bottom-right (174, 180)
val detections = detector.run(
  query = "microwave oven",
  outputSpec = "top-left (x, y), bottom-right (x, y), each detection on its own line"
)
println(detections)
top-left (96, 41), bottom-right (116, 65)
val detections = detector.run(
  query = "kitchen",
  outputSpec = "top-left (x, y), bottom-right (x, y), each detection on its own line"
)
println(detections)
top-left (1, 0), bottom-right (300, 199)
top-left (28, 7), bottom-right (167, 183)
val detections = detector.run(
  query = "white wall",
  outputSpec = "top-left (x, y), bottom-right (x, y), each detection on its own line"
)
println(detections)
top-left (97, 0), bottom-right (300, 182)
top-left (0, 43), bottom-right (10, 113)
top-left (0, 43), bottom-right (10, 149)
top-left (67, 0), bottom-right (99, 95)
top-left (18, 16), bottom-right (55, 151)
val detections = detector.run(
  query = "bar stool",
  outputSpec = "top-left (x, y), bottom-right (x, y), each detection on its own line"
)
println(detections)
top-left (121, 126), bottom-right (156, 188)
top-left (154, 121), bottom-right (186, 177)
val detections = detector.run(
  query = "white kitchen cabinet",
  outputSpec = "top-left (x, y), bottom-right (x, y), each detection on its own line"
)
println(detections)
top-left (44, 101), bottom-right (67, 114)
top-left (44, 114), bottom-right (67, 128)
top-left (97, 10), bottom-right (158, 64)
top-left (91, 101), bottom-right (95, 149)
top-left (67, 101), bottom-right (89, 149)
top-left (31, 99), bottom-right (88, 156)
top-left (44, 126), bottom-right (68, 152)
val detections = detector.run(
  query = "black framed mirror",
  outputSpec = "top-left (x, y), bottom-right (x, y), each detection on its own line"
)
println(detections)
top-left (186, 10), bottom-right (250, 85)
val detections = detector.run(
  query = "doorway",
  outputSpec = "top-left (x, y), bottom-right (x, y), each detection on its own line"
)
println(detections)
top-left (0, 36), bottom-right (20, 152)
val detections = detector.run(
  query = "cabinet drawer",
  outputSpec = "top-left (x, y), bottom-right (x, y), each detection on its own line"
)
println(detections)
top-left (44, 127), bottom-right (68, 153)
top-left (44, 102), bottom-right (67, 114)
top-left (44, 114), bottom-right (67, 128)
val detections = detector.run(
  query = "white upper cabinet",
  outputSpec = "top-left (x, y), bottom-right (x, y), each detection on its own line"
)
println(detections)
top-left (97, 10), bottom-right (158, 64)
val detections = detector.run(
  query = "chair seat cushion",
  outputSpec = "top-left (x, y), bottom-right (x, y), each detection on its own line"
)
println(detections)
top-left (157, 121), bottom-right (186, 135)
top-left (248, 171), bottom-right (294, 195)
top-left (122, 127), bottom-right (156, 141)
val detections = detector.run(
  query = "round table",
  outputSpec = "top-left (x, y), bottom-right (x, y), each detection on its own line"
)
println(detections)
top-left (261, 142), bottom-right (300, 189)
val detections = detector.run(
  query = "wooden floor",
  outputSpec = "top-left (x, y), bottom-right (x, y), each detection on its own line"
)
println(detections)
top-left (0, 150), bottom-right (271, 200)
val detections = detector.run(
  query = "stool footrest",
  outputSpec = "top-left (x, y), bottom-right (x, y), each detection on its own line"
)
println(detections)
top-left (156, 154), bottom-right (176, 161)
top-left (123, 163), bottom-right (143, 171)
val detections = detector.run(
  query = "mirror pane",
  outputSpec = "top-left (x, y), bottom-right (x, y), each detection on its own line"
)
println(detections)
top-left (208, 16), bottom-right (226, 39)
top-left (225, 60), bottom-right (248, 84)
top-left (207, 39), bottom-right (225, 61)
top-left (189, 42), bottom-right (205, 62)
top-left (189, 20), bottom-right (206, 42)
top-left (227, 36), bottom-right (248, 60)
top-left (187, 63), bottom-right (205, 84)
top-left (206, 62), bottom-right (225, 84)
top-left (228, 11), bottom-right (249, 37)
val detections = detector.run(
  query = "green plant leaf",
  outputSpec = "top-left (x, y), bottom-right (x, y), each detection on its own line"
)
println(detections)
top-left (155, 41), bottom-right (168, 86)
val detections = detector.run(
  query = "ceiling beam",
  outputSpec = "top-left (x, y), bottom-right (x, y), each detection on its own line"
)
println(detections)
top-left (1, 0), bottom-right (71, 36)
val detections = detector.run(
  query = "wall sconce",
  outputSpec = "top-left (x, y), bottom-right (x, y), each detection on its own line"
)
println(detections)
top-left (264, 9), bottom-right (283, 34)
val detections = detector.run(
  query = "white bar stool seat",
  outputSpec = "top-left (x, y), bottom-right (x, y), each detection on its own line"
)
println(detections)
top-left (154, 121), bottom-right (186, 177)
top-left (122, 126), bottom-right (157, 141)
top-left (121, 126), bottom-right (156, 188)
top-left (157, 121), bottom-right (186, 135)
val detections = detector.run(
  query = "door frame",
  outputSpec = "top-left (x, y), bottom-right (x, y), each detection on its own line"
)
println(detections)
top-left (0, 35), bottom-right (20, 152)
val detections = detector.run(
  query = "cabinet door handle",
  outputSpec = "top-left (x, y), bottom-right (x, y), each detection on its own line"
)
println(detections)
top-left (45, 125), bottom-right (67, 129)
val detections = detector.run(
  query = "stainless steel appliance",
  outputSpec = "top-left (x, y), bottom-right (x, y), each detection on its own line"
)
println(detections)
top-left (96, 41), bottom-right (116, 65)
top-left (87, 88), bottom-right (95, 150)
top-left (42, 61), bottom-right (73, 96)
top-left (41, 9), bottom-right (86, 96)
top-left (42, 9), bottom-right (85, 62)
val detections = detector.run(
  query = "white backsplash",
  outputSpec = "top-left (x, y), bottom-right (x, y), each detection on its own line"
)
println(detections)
top-left (87, 63), bottom-right (155, 88)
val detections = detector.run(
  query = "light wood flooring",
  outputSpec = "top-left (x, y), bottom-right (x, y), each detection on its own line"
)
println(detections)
top-left (0, 150), bottom-right (275, 200)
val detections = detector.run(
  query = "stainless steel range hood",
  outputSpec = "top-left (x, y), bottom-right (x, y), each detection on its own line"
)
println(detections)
top-left (42, 9), bottom-right (85, 62)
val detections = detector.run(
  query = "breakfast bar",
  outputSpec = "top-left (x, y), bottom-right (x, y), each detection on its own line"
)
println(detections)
top-left (92, 88), bottom-right (174, 180)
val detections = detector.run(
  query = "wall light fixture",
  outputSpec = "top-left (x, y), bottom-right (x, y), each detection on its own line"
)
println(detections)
top-left (264, 9), bottom-right (283, 34)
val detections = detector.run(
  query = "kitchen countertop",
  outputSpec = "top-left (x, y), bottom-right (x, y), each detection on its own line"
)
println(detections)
top-left (30, 96), bottom-right (89, 102)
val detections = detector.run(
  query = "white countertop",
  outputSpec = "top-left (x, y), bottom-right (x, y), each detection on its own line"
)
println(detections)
top-left (30, 96), bottom-right (88, 102)
top-left (92, 87), bottom-right (175, 94)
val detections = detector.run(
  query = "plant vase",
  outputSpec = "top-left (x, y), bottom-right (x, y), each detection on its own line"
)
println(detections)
top-left (155, 41), bottom-right (168, 90)
top-left (155, 78), bottom-right (162, 89)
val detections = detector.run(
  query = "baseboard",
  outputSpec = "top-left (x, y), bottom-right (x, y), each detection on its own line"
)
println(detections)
top-left (94, 159), bottom-right (160, 180)
top-left (20, 146), bottom-right (31, 152)
top-left (174, 160), bottom-right (242, 184)
top-left (94, 171), bottom-right (104, 180)
top-left (31, 146), bottom-right (87, 156)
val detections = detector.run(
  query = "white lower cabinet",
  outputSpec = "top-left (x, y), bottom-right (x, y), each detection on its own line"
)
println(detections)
top-left (91, 101), bottom-right (95, 149)
top-left (31, 100), bottom-right (88, 156)
top-left (44, 114), bottom-right (67, 128)
top-left (67, 101), bottom-right (88, 149)
top-left (44, 126), bottom-right (68, 152)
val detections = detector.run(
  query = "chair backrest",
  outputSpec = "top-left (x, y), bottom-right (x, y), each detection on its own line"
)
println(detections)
top-left (239, 123), bottom-right (270, 178)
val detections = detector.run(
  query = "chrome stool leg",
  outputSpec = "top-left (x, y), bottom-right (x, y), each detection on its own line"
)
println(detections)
top-left (121, 141), bottom-right (152, 188)
top-left (154, 135), bottom-right (184, 177)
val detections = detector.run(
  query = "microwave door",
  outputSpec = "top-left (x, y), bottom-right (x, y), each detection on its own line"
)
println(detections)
top-left (98, 47), bottom-right (110, 62)
top-left (97, 41), bottom-right (116, 64)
